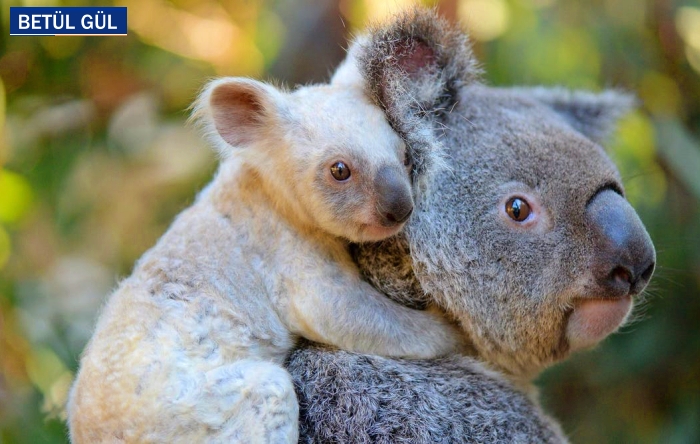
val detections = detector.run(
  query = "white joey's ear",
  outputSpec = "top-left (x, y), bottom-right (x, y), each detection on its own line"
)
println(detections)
top-left (511, 86), bottom-right (637, 145)
top-left (193, 77), bottom-right (282, 153)
top-left (331, 35), bottom-right (370, 88)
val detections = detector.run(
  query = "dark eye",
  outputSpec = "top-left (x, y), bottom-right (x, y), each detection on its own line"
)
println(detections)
top-left (330, 161), bottom-right (351, 181)
top-left (505, 197), bottom-right (531, 222)
top-left (404, 152), bottom-right (412, 168)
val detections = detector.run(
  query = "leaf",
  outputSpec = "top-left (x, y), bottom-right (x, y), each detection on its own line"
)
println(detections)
top-left (0, 169), bottom-right (33, 225)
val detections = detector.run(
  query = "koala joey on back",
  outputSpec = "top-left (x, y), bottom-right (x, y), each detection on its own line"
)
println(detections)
top-left (290, 9), bottom-right (657, 443)
top-left (67, 36), bottom-right (467, 443)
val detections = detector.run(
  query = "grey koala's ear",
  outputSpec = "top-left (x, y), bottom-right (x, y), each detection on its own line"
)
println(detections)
top-left (192, 78), bottom-right (282, 154)
top-left (348, 8), bottom-right (480, 187)
top-left (512, 86), bottom-right (637, 144)
top-left (358, 8), bottom-right (480, 120)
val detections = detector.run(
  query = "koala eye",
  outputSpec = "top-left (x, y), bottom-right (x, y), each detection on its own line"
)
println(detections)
top-left (404, 152), bottom-right (412, 168)
top-left (505, 197), bottom-right (531, 222)
top-left (330, 161), bottom-right (351, 181)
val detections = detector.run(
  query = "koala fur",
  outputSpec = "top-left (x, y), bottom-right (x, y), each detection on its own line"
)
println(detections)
top-left (289, 9), bottom-right (655, 442)
top-left (290, 341), bottom-right (566, 444)
top-left (67, 42), bottom-right (469, 442)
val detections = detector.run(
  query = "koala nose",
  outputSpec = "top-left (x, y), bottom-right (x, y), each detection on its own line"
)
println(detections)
top-left (387, 205), bottom-right (414, 224)
top-left (587, 189), bottom-right (656, 297)
top-left (374, 165), bottom-right (414, 225)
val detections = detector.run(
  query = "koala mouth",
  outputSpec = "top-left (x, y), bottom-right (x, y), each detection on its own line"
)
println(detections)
top-left (565, 295), bottom-right (633, 352)
top-left (358, 222), bottom-right (406, 242)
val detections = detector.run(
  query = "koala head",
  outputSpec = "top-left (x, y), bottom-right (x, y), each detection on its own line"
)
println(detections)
top-left (352, 10), bottom-right (656, 381)
top-left (194, 78), bottom-right (415, 242)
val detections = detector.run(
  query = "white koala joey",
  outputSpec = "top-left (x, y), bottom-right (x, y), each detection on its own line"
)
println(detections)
top-left (67, 45), bottom-right (463, 443)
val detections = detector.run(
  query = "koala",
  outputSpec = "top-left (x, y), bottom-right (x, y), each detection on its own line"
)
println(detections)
top-left (67, 39), bottom-right (468, 442)
top-left (288, 9), bottom-right (656, 442)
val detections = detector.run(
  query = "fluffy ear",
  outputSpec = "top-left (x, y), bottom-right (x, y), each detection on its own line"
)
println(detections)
top-left (337, 8), bottom-right (480, 188)
top-left (192, 78), bottom-right (281, 153)
top-left (331, 35), bottom-right (370, 88)
top-left (357, 8), bottom-right (480, 120)
top-left (511, 87), bottom-right (636, 144)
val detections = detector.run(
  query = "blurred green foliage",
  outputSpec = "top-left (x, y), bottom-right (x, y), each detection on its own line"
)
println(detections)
top-left (1, 0), bottom-right (699, 443)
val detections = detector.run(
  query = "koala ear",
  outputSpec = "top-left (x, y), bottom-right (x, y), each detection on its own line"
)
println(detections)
top-left (192, 78), bottom-right (282, 153)
top-left (343, 8), bottom-right (480, 188)
top-left (512, 87), bottom-right (636, 144)
top-left (357, 8), bottom-right (479, 121)
top-left (331, 35), bottom-right (369, 88)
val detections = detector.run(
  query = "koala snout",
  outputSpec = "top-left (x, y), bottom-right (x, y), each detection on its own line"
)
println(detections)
top-left (374, 165), bottom-right (414, 225)
top-left (588, 189), bottom-right (656, 298)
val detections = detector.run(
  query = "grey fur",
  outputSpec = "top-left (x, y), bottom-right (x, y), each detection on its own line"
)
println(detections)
top-left (508, 86), bottom-right (637, 144)
top-left (350, 234), bottom-right (426, 310)
top-left (289, 342), bottom-right (565, 444)
top-left (289, 9), bottom-right (653, 443)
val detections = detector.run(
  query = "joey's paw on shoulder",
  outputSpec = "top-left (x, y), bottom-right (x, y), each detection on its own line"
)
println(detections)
top-left (413, 306), bottom-right (467, 358)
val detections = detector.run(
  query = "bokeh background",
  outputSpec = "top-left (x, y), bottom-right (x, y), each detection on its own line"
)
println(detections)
top-left (1, 0), bottom-right (699, 442)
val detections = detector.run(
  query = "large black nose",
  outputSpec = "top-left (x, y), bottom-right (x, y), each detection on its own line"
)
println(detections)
top-left (588, 189), bottom-right (656, 297)
top-left (374, 165), bottom-right (414, 225)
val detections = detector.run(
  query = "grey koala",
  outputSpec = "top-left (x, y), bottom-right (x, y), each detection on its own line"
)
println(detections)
top-left (287, 9), bottom-right (655, 443)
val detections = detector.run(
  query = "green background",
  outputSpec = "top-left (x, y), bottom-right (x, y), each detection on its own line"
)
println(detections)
top-left (1, 0), bottom-right (699, 442)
